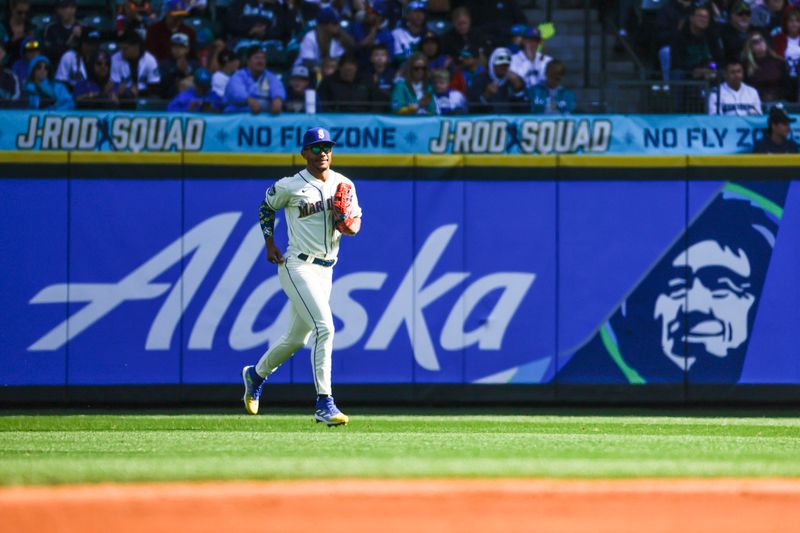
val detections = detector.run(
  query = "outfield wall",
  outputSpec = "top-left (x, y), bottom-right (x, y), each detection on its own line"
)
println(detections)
top-left (2, 151), bottom-right (800, 405)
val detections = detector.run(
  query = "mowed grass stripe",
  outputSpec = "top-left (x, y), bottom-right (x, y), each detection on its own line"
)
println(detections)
top-left (1, 411), bottom-right (798, 485)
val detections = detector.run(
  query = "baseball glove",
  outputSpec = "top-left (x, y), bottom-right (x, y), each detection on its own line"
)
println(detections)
top-left (333, 182), bottom-right (355, 233)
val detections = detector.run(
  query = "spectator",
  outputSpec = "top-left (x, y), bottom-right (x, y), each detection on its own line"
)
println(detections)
top-left (391, 1), bottom-right (427, 64)
top-left (317, 52), bottom-right (383, 112)
top-left (509, 27), bottom-right (552, 89)
top-left (774, 9), bottom-right (800, 101)
top-left (753, 105), bottom-right (799, 152)
top-left (167, 67), bottom-right (222, 111)
top-left (468, 46), bottom-right (526, 113)
top-left (450, 44), bottom-right (485, 95)
top-left (654, 0), bottom-right (693, 80)
top-left (420, 31), bottom-right (449, 69)
top-left (111, 29), bottom-right (161, 99)
top-left (4, 0), bottom-right (33, 67)
top-left (461, 0), bottom-right (526, 46)
top-left (43, 0), bottom-right (82, 65)
top-left (116, 0), bottom-right (157, 37)
top-left (440, 6), bottom-right (489, 61)
top-left (367, 42), bottom-right (396, 100)
top-left (529, 59), bottom-right (577, 114)
top-left (320, 56), bottom-right (340, 80)
top-left (431, 68), bottom-right (467, 114)
top-left (721, 0), bottom-right (755, 63)
top-left (670, 3), bottom-right (723, 82)
top-left (0, 41), bottom-right (21, 102)
top-left (211, 49), bottom-right (240, 99)
top-left (391, 52), bottom-right (435, 114)
top-left (224, 45), bottom-right (285, 113)
top-left (55, 29), bottom-right (100, 90)
top-left (159, 32), bottom-right (198, 99)
top-left (23, 56), bottom-right (74, 109)
top-left (708, 59), bottom-right (762, 114)
top-left (283, 63), bottom-right (314, 112)
top-left (508, 24), bottom-right (528, 54)
top-left (73, 50), bottom-right (119, 109)
top-left (146, 0), bottom-right (196, 62)
top-left (743, 31), bottom-right (791, 102)
top-left (349, 0), bottom-right (394, 66)
top-left (225, 0), bottom-right (293, 45)
top-left (295, 8), bottom-right (354, 72)
top-left (12, 36), bottom-right (41, 85)
top-left (752, 0), bottom-right (786, 36)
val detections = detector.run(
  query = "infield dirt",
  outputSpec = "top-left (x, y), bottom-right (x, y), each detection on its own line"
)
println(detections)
top-left (2, 478), bottom-right (800, 533)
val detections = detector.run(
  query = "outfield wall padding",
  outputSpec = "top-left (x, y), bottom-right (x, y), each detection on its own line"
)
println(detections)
top-left (2, 153), bottom-right (800, 405)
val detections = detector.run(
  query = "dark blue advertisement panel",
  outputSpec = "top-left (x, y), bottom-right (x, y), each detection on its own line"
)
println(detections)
top-left (1, 179), bottom-right (68, 385)
top-left (3, 170), bottom-right (799, 387)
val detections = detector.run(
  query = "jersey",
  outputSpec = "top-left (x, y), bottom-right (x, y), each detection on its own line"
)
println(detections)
top-left (509, 49), bottom-right (552, 88)
top-left (110, 50), bottom-right (161, 91)
top-left (264, 169), bottom-right (362, 261)
top-left (707, 81), bottom-right (762, 116)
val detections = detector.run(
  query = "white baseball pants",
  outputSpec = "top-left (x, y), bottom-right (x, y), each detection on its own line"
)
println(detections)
top-left (254, 255), bottom-right (334, 395)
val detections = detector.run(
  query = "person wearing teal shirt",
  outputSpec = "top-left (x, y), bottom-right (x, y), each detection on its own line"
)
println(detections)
top-left (23, 55), bottom-right (74, 110)
top-left (390, 52), bottom-right (436, 114)
top-left (528, 59), bottom-right (576, 114)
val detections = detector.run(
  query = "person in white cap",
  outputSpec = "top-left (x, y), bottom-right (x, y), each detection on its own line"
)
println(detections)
top-left (158, 31), bottom-right (198, 99)
top-left (283, 63), bottom-right (314, 112)
top-left (468, 46), bottom-right (526, 113)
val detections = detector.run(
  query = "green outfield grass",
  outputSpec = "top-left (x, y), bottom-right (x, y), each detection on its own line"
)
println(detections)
top-left (1, 408), bottom-right (799, 485)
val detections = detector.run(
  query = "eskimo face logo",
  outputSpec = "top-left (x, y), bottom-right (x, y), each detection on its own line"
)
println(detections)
top-left (654, 240), bottom-right (755, 370)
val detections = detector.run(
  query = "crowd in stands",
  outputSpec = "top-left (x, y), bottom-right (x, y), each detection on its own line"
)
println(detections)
top-left (0, 0), bottom-right (578, 114)
top-left (624, 0), bottom-right (800, 114)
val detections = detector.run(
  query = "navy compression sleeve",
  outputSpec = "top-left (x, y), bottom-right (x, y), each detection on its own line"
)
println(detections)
top-left (259, 200), bottom-right (276, 238)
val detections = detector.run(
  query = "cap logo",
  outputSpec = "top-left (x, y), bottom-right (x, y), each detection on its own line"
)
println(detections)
top-left (317, 129), bottom-right (325, 139)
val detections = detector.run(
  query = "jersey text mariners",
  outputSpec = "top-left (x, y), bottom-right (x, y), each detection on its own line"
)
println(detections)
top-left (264, 168), bottom-right (362, 261)
top-left (708, 82), bottom-right (762, 116)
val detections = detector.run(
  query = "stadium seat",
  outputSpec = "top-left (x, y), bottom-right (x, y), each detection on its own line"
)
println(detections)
top-left (77, 0), bottom-right (110, 9)
top-left (641, 0), bottom-right (666, 11)
top-left (100, 40), bottom-right (119, 55)
top-left (82, 14), bottom-right (114, 36)
top-left (427, 19), bottom-right (451, 36)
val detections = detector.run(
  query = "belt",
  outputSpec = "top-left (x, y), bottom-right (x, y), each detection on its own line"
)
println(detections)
top-left (297, 253), bottom-right (336, 267)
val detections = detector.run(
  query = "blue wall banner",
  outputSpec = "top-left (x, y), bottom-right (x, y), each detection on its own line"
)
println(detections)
top-left (2, 169), bottom-right (800, 387)
top-left (2, 110), bottom-right (797, 155)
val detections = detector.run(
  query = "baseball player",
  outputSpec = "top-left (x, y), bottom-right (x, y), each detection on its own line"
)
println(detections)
top-left (242, 127), bottom-right (362, 426)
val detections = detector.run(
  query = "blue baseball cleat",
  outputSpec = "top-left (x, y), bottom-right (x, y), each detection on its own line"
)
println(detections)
top-left (242, 365), bottom-right (266, 415)
top-left (314, 396), bottom-right (349, 426)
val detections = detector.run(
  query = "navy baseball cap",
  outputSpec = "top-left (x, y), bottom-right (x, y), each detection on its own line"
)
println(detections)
top-left (302, 127), bottom-right (336, 149)
top-left (193, 67), bottom-right (211, 88)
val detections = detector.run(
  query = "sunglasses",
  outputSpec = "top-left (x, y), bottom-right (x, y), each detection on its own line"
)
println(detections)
top-left (310, 144), bottom-right (332, 154)
top-left (412, 65), bottom-right (426, 71)
top-left (95, 61), bottom-right (109, 66)
top-left (24, 40), bottom-right (40, 50)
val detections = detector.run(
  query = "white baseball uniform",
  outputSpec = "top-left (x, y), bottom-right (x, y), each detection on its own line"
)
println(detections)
top-left (254, 168), bottom-right (362, 396)
top-left (707, 81), bottom-right (762, 116)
